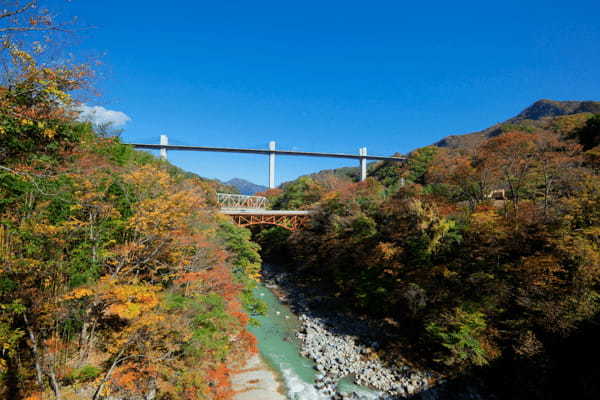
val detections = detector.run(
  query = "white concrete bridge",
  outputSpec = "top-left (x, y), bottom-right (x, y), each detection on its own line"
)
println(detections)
top-left (130, 135), bottom-right (406, 189)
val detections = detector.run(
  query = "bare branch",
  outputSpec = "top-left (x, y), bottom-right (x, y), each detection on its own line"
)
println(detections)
top-left (0, 1), bottom-right (37, 20)
top-left (0, 25), bottom-right (69, 33)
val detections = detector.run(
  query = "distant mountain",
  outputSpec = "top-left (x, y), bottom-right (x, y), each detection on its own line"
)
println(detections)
top-left (225, 178), bottom-right (268, 195)
top-left (435, 99), bottom-right (600, 149)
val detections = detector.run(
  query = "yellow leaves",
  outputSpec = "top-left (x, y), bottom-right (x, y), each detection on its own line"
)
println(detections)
top-left (470, 210), bottom-right (500, 227)
top-left (42, 128), bottom-right (56, 138)
top-left (128, 189), bottom-right (205, 238)
top-left (582, 226), bottom-right (600, 241)
top-left (107, 303), bottom-right (144, 320)
top-left (248, 270), bottom-right (261, 282)
top-left (62, 215), bottom-right (87, 229)
top-left (99, 277), bottom-right (161, 321)
top-left (63, 287), bottom-right (94, 300)
top-left (0, 224), bottom-right (12, 260)
top-left (43, 85), bottom-right (71, 103)
top-left (10, 47), bottom-right (34, 66)
top-left (42, 277), bottom-right (53, 288)
top-left (469, 208), bottom-right (505, 237)
top-left (28, 221), bottom-right (64, 237)
top-left (124, 166), bottom-right (172, 197)
top-left (433, 265), bottom-right (459, 279)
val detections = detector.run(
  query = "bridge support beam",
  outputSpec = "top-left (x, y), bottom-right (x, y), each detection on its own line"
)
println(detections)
top-left (160, 134), bottom-right (169, 161)
top-left (359, 147), bottom-right (367, 181)
top-left (269, 141), bottom-right (276, 189)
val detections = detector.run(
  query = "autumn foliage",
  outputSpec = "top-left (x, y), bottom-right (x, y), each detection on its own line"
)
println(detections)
top-left (262, 119), bottom-right (600, 399)
top-left (0, 62), bottom-right (262, 400)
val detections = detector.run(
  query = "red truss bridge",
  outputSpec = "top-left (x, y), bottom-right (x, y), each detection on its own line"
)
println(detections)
top-left (217, 193), bottom-right (313, 231)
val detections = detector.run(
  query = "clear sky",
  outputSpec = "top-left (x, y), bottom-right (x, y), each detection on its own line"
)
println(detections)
top-left (58, 0), bottom-right (599, 186)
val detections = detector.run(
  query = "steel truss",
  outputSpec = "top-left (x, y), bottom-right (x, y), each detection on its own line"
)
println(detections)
top-left (217, 193), bottom-right (268, 209)
top-left (229, 214), bottom-right (310, 231)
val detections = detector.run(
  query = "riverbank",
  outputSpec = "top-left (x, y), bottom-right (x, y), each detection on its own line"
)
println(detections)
top-left (231, 354), bottom-right (287, 400)
top-left (261, 265), bottom-right (437, 399)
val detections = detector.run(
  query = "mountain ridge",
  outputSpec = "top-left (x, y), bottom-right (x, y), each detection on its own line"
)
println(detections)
top-left (225, 178), bottom-right (268, 195)
top-left (435, 99), bottom-right (600, 149)
top-left (276, 99), bottom-right (599, 187)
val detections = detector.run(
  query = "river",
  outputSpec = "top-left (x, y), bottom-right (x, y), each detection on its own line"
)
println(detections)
top-left (248, 282), bottom-right (380, 400)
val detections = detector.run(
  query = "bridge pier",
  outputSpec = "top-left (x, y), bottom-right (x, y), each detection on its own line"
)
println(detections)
top-left (160, 134), bottom-right (169, 161)
top-left (359, 147), bottom-right (367, 181)
top-left (269, 141), bottom-right (276, 189)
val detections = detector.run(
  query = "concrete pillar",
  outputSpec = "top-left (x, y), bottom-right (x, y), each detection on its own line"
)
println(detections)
top-left (359, 147), bottom-right (367, 181)
top-left (160, 134), bottom-right (168, 161)
top-left (269, 141), bottom-right (276, 189)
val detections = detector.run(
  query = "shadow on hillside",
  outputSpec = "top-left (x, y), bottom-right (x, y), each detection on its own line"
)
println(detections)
top-left (261, 263), bottom-right (600, 400)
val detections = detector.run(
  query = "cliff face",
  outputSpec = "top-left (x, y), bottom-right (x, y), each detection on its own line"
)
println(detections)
top-left (435, 99), bottom-right (600, 149)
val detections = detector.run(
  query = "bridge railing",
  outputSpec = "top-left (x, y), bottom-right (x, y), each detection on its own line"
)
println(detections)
top-left (217, 193), bottom-right (269, 209)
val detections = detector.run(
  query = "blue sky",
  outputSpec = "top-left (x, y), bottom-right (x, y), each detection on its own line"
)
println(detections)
top-left (59, 0), bottom-right (599, 186)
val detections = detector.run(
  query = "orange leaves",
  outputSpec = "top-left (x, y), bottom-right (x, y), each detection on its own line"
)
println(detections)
top-left (112, 241), bottom-right (145, 260)
top-left (42, 337), bottom-right (68, 355)
top-left (236, 330), bottom-right (258, 354)
top-left (515, 255), bottom-right (565, 288)
top-left (112, 367), bottom-right (142, 393)
top-left (178, 265), bottom-right (242, 301)
top-left (376, 242), bottom-right (399, 261)
top-left (206, 363), bottom-right (234, 400)
top-left (111, 362), bottom-right (159, 396)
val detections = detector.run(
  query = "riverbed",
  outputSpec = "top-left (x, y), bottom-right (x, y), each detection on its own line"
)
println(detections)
top-left (242, 281), bottom-right (387, 400)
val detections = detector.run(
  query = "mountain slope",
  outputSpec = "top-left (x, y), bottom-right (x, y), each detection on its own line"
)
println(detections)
top-left (273, 99), bottom-right (599, 189)
top-left (435, 99), bottom-right (600, 149)
top-left (226, 178), bottom-right (268, 195)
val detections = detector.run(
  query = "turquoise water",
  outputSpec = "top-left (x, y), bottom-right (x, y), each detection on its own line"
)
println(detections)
top-left (249, 283), bottom-right (379, 400)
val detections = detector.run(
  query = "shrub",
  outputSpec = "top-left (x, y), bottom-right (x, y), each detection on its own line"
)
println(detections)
top-left (426, 307), bottom-right (490, 368)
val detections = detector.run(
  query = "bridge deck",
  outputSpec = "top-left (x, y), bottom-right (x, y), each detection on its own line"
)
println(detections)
top-left (131, 143), bottom-right (406, 162)
top-left (220, 208), bottom-right (313, 215)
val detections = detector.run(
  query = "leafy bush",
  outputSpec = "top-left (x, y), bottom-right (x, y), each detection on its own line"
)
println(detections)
top-left (426, 307), bottom-right (490, 368)
top-left (68, 365), bottom-right (102, 382)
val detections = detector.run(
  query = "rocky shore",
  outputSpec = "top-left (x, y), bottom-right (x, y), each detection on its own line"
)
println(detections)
top-left (261, 265), bottom-right (438, 400)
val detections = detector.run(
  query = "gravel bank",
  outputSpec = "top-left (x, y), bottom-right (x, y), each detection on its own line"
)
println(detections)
top-left (261, 266), bottom-right (438, 400)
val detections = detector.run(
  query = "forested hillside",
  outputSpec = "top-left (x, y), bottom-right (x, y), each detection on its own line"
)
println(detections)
top-left (257, 114), bottom-right (600, 399)
top-left (0, 11), bottom-right (263, 399)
